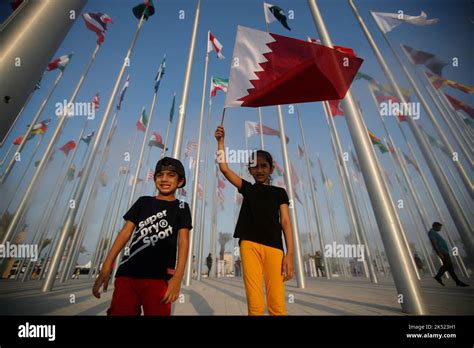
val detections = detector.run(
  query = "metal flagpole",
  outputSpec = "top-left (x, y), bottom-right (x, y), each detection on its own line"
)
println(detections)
top-left (351, 5), bottom-right (473, 259)
top-left (1, 69), bottom-right (67, 183)
top-left (197, 93), bottom-right (213, 281)
top-left (297, 155), bottom-right (315, 256)
top-left (262, 2), bottom-right (305, 289)
top-left (322, 102), bottom-right (378, 282)
top-left (185, 34), bottom-right (211, 286)
top-left (295, 107), bottom-right (331, 278)
top-left (1, 43), bottom-right (101, 247)
top-left (171, 0), bottom-right (201, 159)
top-left (411, 67), bottom-right (473, 164)
top-left (41, 14), bottom-right (147, 292)
top-left (0, 143), bottom-right (14, 168)
top-left (161, 93), bottom-right (175, 158)
top-left (310, 0), bottom-right (426, 313)
top-left (258, 108), bottom-right (265, 150)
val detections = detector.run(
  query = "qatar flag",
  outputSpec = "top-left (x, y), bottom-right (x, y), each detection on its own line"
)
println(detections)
top-left (224, 26), bottom-right (363, 108)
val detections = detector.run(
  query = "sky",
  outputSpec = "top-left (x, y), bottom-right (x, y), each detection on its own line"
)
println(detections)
top-left (0, 0), bottom-right (473, 270)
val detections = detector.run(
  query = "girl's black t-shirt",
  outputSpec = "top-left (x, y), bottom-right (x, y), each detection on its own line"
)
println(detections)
top-left (234, 179), bottom-right (289, 251)
top-left (116, 196), bottom-right (192, 280)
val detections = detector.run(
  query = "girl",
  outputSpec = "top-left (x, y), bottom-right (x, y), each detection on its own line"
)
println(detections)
top-left (215, 125), bottom-right (294, 316)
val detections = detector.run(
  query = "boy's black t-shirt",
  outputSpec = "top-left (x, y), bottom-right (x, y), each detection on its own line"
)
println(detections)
top-left (234, 179), bottom-right (289, 251)
top-left (116, 196), bottom-right (192, 280)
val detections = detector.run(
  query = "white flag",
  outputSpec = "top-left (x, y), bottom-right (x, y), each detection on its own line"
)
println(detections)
top-left (371, 11), bottom-right (439, 34)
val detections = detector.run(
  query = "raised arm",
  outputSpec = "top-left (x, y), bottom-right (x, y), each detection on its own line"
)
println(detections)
top-left (280, 203), bottom-right (295, 281)
top-left (215, 125), bottom-right (242, 190)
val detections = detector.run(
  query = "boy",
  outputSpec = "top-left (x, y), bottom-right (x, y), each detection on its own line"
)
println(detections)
top-left (92, 157), bottom-right (192, 315)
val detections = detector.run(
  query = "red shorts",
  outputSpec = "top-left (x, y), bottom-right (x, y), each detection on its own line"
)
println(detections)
top-left (107, 277), bottom-right (171, 316)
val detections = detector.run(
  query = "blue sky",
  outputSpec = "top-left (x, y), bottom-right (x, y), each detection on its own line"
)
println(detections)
top-left (0, 0), bottom-right (472, 268)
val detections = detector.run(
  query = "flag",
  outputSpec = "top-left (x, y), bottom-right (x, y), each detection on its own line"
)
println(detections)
top-left (373, 82), bottom-right (412, 98)
top-left (307, 37), bottom-right (356, 56)
top-left (400, 44), bottom-right (448, 76)
top-left (47, 54), bottom-right (73, 71)
top-left (368, 130), bottom-right (388, 153)
top-left (29, 118), bottom-right (51, 135)
top-left (355, 71), bottom-right (376, 84)
top-left (215, 187), bottom-right (225, 209)
top-left (217, 177), bottom-right (226, 189)
top-left (328, 99), bottom-right (344, 116)
top-left (34, 77), bottom-right (42, 90)
top-left (132, 0), bottom-right (155, 20)
top-left (178, 188), bottom-right (187, 197)
top-left (224, 26), bottom-right (363, 108)
top-left (11, 0), bottom-right (23, 11)
top-left (82, 12), bottom-right (113, 45)
top-left (59, 140), bottom-right (76, 156)
top-left (146, 168), bottom-right (155, 181)
top-left (81, 130), bottom-right (95, 145)
top-left (351, 167), bottom-right (360, 184)
top-left (426, 72), bottom-right (445, 89)
top-left (154, 56), bottom-right (166, 93)
top-left (184, 140), bottom-right (198, 157)
top-left (197, 183), bottom-right (204, 200)
top-left (264, 2), bottom-right (291, 30)
top-left (297, 144), bottom-right (304, 158)
top-left (136, 107), bottom-right (148, 131)
top-left (148, 132), bottom-right (165, 149)
top-left (444, 93), bottom-right (474, 118)
top-left (420, 126), bottom-right (451, 156)
top-left (208, 32), bottom-right (225, 59)
top-left (273, 160), bottom-right (284, 176)
top-left (117, 75), bottom-right (130, 110)
top-left (244, 121), bottom-right (289, 143)
top-left (371, 11), bottom-right (439, 34)
top-left (92, 93), bottom-right (100, 110)
top-left (13, 134), bottom-right (32, 145)
top-left (210, 77), bottom-right (229, 97)
top-left (128, 175), bottom-right (144, 186)
top-left (290, 162), bottom-right (300, 185)
top-left (403, 152), bottom-right (421, 173)
top-left (188, 157), bottom-right (197, 170)
top-left (169, 93), bottom-right (176, 123)
top-left (67, 164), bottom-right (76, 181)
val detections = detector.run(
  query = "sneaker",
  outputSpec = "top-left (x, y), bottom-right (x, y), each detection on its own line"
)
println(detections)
top-left (456, 281), bottom-right (469, 287)
top-left (434, 276), bottom-right (445, 286)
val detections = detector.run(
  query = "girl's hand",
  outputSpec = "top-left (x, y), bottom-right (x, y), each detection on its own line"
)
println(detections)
top-left (215, 126), bottom-right (225, 143)
top-left (161, 276), bottom-right (182, 304)
top-left (92, 270), bottom-right (110, 299)
top-left (282, 254), bottom-right (294, 281)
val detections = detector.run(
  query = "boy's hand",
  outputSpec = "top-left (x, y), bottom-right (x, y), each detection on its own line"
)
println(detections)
top-left (282, 254), bottom-right (294, 281)
top-left (92, 270), bottom-right (110, 299)
top-left (161, 275), bottom-right (182, 304)
top-left (215, 125), bottom-right (225, 143)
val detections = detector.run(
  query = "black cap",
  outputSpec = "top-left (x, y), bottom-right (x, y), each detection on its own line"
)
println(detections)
top-left (432, 222), bottom-right (443, 228)
top-left (154, 157), bottom-right (186, 188)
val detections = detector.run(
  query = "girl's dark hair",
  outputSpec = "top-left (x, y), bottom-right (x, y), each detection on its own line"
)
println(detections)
top-left (248, 150), bottom-right (274, 184)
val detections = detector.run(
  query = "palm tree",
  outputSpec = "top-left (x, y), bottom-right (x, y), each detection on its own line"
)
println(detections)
top-left (218, 232), bottom-right (232, 260)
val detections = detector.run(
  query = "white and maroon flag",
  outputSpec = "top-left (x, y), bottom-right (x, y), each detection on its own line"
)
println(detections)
top-left (224, 26), bottom-right (363, 108)
top-left (208, 31), bottom-right (225, 59)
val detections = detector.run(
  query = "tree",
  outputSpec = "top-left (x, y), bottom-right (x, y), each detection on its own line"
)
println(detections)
top-left (218, 232), bottom-right (232, 260)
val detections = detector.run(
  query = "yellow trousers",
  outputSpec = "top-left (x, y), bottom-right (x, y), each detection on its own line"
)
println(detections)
top-left (240, 240), bottom-right (286, 315)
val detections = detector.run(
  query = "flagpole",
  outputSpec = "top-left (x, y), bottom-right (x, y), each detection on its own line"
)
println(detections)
top-left (297, 154), bottom-right (315, 256)
top-left (172, 0), bottom-right (201, 158)
top-left (258, 108), bottom-right (265, 150)
top-left (366, 85), bottom-right (435, 276)
top-left (322, 102), bottom-right (378, 282)
top-left (384, 42), bottom-right (474, 188)
top-left (262, 1), bottom-right (305, 288)
top-left (363, 8), bottom-right (474, 206)
top-left (0, 42), bottom-right (101, 248)
top-left (197, 93), bottom-right (214, 281)
top-left (41, 13), bottom-right (147, 292)
top-left (296, 107), bottom-right (329, 279)
top-left (309, 0), bottom-right (426, 313)
top-left (185, 35), bottom-right (211, 286)
top-left (421, 71), bottom-right (474, 150)
top-left (161, 92), bottom-right (175, 158)
top-left (209, 164), bottom-right (218, 277)
top-left (1, 69), bottom-right (66, 184)
top-left (0, 143), bottom-right (14, 168)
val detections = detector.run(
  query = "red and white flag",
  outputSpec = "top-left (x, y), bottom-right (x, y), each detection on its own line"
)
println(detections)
top-left (207, 31), bottom-right (225, 59)
top-left (47, 54), bottom-right (73, 71)
top-left (92, 93), bottom-right (100, 110)
top-left (224, 26), bottom-right (362, 108)
top-left (82, 12), bottom-right (113, 45)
